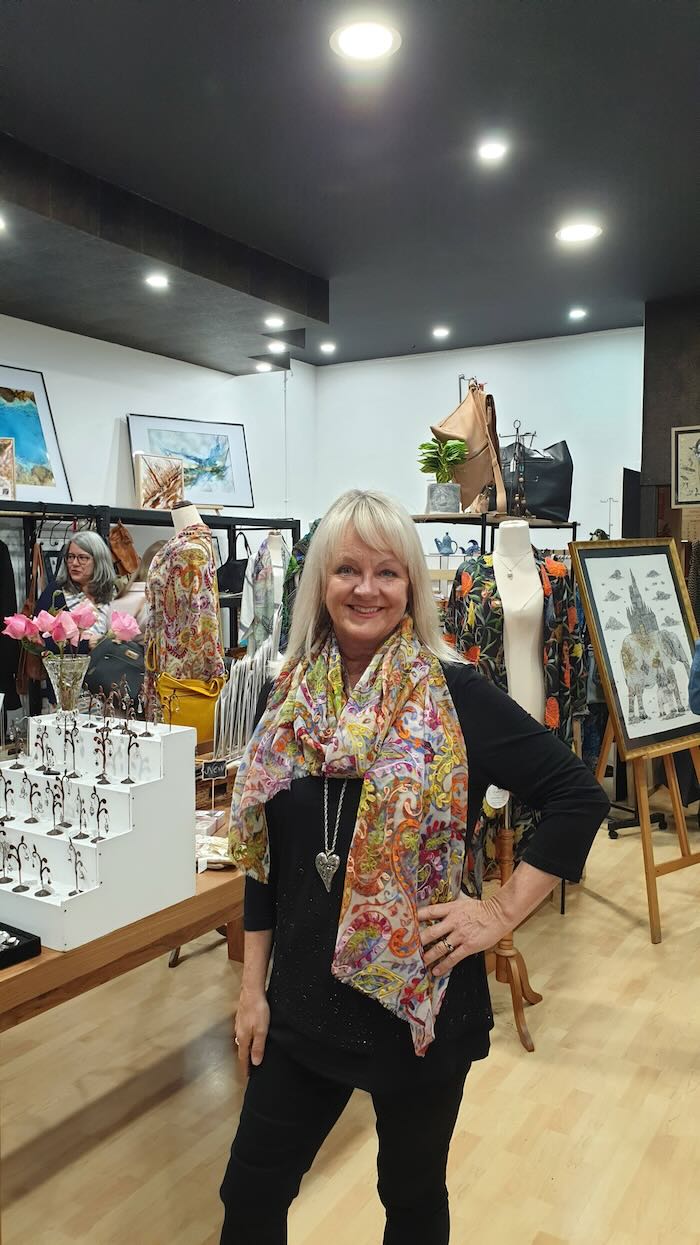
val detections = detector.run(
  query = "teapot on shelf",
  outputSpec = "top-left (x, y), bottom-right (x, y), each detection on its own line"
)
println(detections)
top-left (434, 532), bottom-right (458, 555)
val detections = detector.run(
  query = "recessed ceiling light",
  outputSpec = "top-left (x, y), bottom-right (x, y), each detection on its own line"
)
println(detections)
top-left (0, 216), bottom-right (6, 233)
top-left (267, 340), bottom-right (287, 354)
top-left (256, 362), bottom-right (273, 373)
top-left (320, 342), bottom-right (337, 354)
top-left (265, 315), bottom-right (285, 329)
top-left (330, 22), bottom-right (401, 61)
top-left (555, 221), bottom-right (603, 243)
top-left (432, 326), bottom-right (451, 339)
top-left (145, 272), bottom-right (169, 289)
top-left (569, 307), bottom-right (588, 321)
top-left (478, 140), bottom-right (508, 163)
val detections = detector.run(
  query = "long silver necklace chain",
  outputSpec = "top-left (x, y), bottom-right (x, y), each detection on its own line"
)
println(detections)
top-left (315, 777), bottom-right (348, 893)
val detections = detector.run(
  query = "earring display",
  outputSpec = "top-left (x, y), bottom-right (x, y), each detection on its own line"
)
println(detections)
top-left (0, 707), bottom-right (196, 951)
top-left (8, 716), bottom-right (28, 770)
top-left (31, 846), bottom-right (52, 897)
top-left (8, 836), bottom-right (30, 892)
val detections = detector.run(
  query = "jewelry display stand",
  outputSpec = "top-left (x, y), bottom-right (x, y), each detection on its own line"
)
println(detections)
top-left (0, 714), bottom-right (196, 950)
top-left (490, 799), bottom-right (542, 1052)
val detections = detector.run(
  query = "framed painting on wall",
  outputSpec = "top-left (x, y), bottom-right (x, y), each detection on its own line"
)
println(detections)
top-left (671, 425), bottom-right (700, 508)
top-left (0, 438), bottom-right (16, 500)
top-left (127, 413), bottom-right (253, 509)
top-left (134, 452), bottom-right (185, 510)
top-left (0, 365), bottom-right (72, 502)
top-left (571, 538), bottom-right (700, 760)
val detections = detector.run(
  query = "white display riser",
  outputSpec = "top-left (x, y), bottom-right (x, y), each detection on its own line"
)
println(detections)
top-left (0, 762), bottom-right (151, 833)
top-left (27, 714), bottom-right (169, 785)
top-left (0, 718), bottom-right (197, 950)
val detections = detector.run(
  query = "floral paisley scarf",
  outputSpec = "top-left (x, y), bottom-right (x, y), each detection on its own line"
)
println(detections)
top-left (228, 616), bottom-right (468, 1055)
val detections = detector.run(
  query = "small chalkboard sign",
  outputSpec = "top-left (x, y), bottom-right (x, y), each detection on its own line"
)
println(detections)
top-left (202, 759), bottom-right (228, 781)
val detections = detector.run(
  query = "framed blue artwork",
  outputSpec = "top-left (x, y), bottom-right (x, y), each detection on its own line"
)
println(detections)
top-left (0, 365), bottom-right (72, 502)
top-left (127, 412), bottom-right (253, 510)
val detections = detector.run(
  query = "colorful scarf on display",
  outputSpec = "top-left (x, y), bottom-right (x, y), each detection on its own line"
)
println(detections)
top-left (229, 616), bottom-right (469, 1055)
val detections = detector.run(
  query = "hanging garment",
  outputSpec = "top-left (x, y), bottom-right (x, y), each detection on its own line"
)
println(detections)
top-left (0, 539), bottom-right (21, 709)
top-left (144, 524), bottom-right (225, 704)
top-left (239, 537), bottom-right (290, 656)
top-left (279, 520), bottom-right (320, 652)
top-left (445, 549), bottom-right (586, 885)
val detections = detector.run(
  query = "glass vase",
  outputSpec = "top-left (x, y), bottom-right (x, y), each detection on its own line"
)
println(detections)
top-left (42, 652), bottom-right (91, 713)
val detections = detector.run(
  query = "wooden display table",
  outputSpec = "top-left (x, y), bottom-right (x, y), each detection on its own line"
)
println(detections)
top-left (0, 869), bottom-right (244, 1035)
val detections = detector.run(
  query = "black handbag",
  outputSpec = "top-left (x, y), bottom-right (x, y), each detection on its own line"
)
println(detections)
top-left (499, 439), bottom-right (573, 522)
top-left (85, 637), bottom-right (146, 701)
top-left (217, 532), bottom-right (252, 596)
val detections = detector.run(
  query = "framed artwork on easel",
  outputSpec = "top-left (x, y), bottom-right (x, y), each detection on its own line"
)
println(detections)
top-left (571, 538), bottom-right (700, 944)
top-left (671, 425), bottom-right (700, 508)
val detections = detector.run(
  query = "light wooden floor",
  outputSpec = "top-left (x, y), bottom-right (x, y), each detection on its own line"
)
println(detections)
top-left (2, 808), bottom-right (700, 1245)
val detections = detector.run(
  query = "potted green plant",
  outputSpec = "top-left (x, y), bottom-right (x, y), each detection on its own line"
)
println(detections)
top-left (418, 436), bottom-right (468, 513)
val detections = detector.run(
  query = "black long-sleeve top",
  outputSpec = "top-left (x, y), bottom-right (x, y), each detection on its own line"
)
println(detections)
top-left (243, 662), bottom-right (609, 1086)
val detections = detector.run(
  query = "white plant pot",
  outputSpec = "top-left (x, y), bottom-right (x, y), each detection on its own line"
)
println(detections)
top-left (426, 482), bottom-right (461, 514)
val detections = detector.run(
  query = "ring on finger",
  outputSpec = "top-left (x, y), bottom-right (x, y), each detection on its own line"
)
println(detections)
top-left (442, 938), bottom-right (454, 955)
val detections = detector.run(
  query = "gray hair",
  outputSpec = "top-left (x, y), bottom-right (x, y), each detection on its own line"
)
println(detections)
top-left (57, 530), bottom-right (117, 605)
top-left (285, 489), bottom-right (462, 667)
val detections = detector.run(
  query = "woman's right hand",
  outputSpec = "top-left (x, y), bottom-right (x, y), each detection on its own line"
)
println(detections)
top-left (235, 987), bottom-right (270, 1072)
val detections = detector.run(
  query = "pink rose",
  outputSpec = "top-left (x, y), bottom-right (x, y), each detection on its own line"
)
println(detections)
top-left (51, 612), bottom-right (80, 646)
top-left (35, 610), bottom-right (59, 636)
top-left (71, 600), bottom-right (98, 631)
top-left (3, 613), bottom-right (39, 641)
top-left (110, 611), bottom-right (141, 642)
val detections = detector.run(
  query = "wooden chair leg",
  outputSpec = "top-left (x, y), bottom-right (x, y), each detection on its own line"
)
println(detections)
top-left (633, 757), bottom-right (662, 944)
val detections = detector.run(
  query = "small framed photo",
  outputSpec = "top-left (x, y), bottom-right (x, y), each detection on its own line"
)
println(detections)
top-left (671, 425), bottom-right (700, 508)
top-left (134, 452), bottom-right (185, 510)
top-left (0, 437), bottom-right (16, 500)
top-left (571, 538), bottom-right (700, 760)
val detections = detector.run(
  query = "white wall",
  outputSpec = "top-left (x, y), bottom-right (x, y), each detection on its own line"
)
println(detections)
top-left (315, 328), bottom-right (644, 542)
top-left (0, 314), bottom-right (314, 542)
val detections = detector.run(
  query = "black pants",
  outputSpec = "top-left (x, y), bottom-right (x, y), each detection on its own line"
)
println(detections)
top-left (219, 1037), bottom-right (470, 1245)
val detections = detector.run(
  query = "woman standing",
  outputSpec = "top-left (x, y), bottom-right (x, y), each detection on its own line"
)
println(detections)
top-left (222, 489), bottom-right (609, 1245)
top-left (37, 531), bottom-right (117, 646)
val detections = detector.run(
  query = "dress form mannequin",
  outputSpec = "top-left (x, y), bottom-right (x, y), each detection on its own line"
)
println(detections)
top-left (171, 502), bottom-right (203, 533)
top-left (267, 530), bottom-right (285, 608)
top-left (492, 520), bottom-right (545, 724)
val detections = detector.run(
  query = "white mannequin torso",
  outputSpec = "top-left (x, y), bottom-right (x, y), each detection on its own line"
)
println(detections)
top-left (492, 520), bottom-right (545, 723)
top-left (171, 503), bottom-right (203, 533)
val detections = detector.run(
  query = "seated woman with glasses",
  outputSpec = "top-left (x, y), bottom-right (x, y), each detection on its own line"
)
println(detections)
top-left (35, 532), bottom-right (118, 649)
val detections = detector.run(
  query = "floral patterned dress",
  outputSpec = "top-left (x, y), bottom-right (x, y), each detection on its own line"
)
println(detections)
top-left (445, 550), bottom-right (586, 884)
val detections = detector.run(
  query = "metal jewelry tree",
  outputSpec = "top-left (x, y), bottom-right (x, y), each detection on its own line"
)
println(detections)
top-left (89, 786), bottom-right (110, 843)
top-left (8, 836), bottom-right (30, 893)
top-left (67, 839), bottom-right (87, 896)
top-left (31, 846), bottom-right (52, 897)
top-left (0, 773), bottom-right (15, 824)
top-left (94, 725), bottom-right (114, 785)
top-left (0, 829), bottom-right (12, 884)
top-left (22, 774), bottom-right (43, 825)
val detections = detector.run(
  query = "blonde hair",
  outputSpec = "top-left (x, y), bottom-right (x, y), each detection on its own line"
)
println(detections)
top-left (134, 540), bottom-right (166, 583)
top-left (285, 489), bottom-right (462, 667)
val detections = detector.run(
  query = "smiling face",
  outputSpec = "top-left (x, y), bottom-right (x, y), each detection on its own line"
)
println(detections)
top-left (325, 526), bottom-right (410, 668)
top-left (65, 542), bottom-right (94, 589)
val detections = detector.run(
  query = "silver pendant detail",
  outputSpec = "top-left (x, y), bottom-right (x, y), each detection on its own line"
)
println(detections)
top-left (315, 850), bottom-right (340, 892)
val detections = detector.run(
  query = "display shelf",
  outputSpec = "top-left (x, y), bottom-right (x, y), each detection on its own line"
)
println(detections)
top-left (0, 713), bottom-right (196, 950)
top-left (412, 511), bottom-right (578, 554)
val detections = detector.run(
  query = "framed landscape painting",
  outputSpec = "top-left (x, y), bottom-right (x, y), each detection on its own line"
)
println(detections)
top-left (0, 365), bottom-right (72, 502)
top-left (671, 425), bottom-right (700, 508)
top-left (571, 538), bottom-right (700, 760)
top-left (127, 413), bottom-right (253, 509)
top-left (134, 452), bottom-right (185, 510)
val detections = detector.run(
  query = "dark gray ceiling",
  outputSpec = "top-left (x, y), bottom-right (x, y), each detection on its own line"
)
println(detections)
top-left (0, 0), bottom-right (698, 368)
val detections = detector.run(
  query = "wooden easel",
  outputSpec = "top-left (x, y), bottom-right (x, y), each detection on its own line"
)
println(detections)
top-left (596, 718), bottom-right (700, 943)
top-left (488, 799), bottom-right (542, 1052)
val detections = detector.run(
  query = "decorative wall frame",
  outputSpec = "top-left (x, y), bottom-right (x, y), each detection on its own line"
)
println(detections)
top-left (127, 413), bottom-right (253, 509)
top-left (571, 538), bottom-right (700, 761)
top-left (671, 425), bottom-right (700, 508)
top-left (0, 437), bottom-right (16, 500)
top-left (0, 365), bottom-right (72, 502)
top-left (134, 452), bottom-right (185, 510)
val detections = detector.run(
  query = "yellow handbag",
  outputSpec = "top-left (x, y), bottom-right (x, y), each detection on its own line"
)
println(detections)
top-left (155, 672), bottom-right (226, 745)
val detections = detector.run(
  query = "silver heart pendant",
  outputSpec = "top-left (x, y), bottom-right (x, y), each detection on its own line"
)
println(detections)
top-left (315, 850), bottom-right (340, 893)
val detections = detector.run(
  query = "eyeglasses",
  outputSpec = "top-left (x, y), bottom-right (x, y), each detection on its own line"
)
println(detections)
top-left (66, 553), bottom-right (92, 565)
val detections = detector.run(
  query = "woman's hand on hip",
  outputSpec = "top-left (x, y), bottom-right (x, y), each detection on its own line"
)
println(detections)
top-left (235, 987), bottom-right (270, 1072)
top-left (417, 894), bottom-right (509, 975)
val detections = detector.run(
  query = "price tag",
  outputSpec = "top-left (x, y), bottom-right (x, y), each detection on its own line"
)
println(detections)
top-left (485, 784), bottom-right (510, 809)
top-left (202, 759), bottom-right (228, 781)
